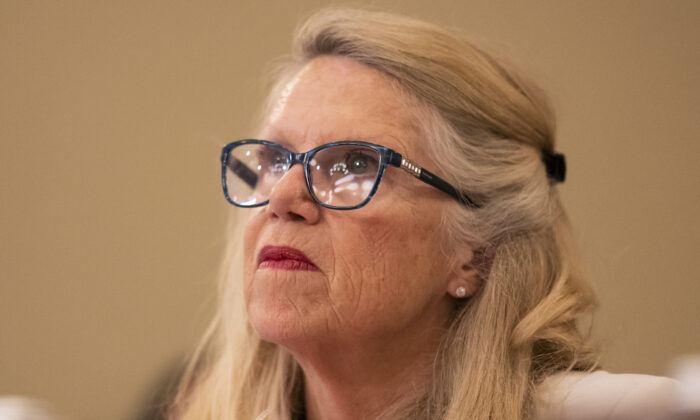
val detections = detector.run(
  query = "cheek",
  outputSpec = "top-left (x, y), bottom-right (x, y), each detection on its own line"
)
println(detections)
top-left (327, 213), bottom-right (448, 329)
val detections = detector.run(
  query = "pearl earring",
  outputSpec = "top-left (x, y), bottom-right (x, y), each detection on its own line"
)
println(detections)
top-left (456, 286), bottom-right (467, 298)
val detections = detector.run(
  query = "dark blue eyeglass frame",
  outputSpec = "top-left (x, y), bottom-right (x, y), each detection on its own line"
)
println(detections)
top-left (221, 139), bottom-right (480, 210)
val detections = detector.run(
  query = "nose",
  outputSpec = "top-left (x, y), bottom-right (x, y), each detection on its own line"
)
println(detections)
top-left (267, 164), bottom-right (321, 223)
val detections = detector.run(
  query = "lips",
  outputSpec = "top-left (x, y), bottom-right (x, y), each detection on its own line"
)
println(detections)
top-left (257, 245), bottom-right (319, 271)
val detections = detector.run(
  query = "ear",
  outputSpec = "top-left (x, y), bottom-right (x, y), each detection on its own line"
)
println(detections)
top-left (446, 247), bottom-right (489, 298)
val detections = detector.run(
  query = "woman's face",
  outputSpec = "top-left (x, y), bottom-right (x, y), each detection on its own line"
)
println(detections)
top-left (242, 56), bottom-right (466, 350)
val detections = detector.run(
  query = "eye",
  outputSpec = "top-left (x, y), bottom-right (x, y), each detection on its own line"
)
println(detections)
top-left (345, 151), bottom-right (377, 175)
top-left (257, 147), bottom-right (288, 174)
top-left (270, 155), bottom-right (288, 174)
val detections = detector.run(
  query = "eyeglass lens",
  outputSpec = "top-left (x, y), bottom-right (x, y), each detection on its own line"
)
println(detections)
top-left (225, 143), bottom-right (382, 208)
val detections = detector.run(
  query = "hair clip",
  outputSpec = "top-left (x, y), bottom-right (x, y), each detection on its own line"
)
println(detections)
top-left (542, 151), bottom-right (566, 183)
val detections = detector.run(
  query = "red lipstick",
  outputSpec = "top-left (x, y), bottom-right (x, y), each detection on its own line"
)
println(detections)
top-left (257, 245), bottom-right (319, 271)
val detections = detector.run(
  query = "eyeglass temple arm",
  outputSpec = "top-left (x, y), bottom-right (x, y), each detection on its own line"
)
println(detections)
top-left (388, 152), bottom-right (480, 208)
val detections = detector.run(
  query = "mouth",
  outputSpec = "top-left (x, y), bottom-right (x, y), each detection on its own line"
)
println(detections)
top-left (257, 245), bottom-right (319, 271)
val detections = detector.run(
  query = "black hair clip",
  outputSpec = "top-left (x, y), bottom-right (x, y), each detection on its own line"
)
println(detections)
top-left (542, 151), bottom-right (566, 183)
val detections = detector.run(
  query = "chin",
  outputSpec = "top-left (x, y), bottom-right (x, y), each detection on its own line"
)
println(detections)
top-left (246, 293), bottom-right (326, 347)
top-left (244, 270), bottom-right (333, 342)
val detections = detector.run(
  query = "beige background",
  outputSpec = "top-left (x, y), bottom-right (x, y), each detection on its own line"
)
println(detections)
top-left (1, 1), bottom-right (698, 419)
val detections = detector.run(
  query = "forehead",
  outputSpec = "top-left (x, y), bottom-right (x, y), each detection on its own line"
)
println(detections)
top-left (260, 56), bottom-right (424, 155)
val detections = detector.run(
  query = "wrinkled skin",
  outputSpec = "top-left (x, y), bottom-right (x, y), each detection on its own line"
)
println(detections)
top-left (240, 56), bottom-right (480, 418)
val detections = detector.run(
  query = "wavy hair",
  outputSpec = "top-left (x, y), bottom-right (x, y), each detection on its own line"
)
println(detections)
top-left (172, 8), bottom-right (600, 420)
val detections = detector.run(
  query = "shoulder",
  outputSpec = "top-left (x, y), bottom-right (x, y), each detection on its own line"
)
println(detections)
top-left (534, 370), bottom-right (679, 420)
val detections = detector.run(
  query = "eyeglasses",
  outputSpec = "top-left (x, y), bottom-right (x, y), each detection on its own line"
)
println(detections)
top-left (220, 139), bottom-right (479, 210)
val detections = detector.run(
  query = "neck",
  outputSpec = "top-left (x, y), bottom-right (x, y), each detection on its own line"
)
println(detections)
top-left (300, 343), bottom-right (434, 420)
top-left (291, 324), bottom-right (447, 420)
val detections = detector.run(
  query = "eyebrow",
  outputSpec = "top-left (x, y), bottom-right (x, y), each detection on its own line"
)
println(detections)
top-left (256, 128), bottom-right (296, 151)
top-left (261, 129), bottom-right (395, 154)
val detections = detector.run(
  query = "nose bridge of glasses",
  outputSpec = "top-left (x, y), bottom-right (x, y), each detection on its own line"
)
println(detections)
top-left (274, 150), bottom-right (309, 185)
top-left (266, 151), bottom-right (316, 207)
top-left (290, 152), bottom-right (306, 166)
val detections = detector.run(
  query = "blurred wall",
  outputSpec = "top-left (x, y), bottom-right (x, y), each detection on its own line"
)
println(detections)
top-left (1, 1), bottom-right (698, 419)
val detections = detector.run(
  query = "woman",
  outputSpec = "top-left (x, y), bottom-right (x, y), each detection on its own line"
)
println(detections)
top-left (173, 8), bottom-right (677, 420)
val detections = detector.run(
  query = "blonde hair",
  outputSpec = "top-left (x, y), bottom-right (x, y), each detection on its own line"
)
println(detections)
top-left (173, 8), bottom-right (599, 420)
